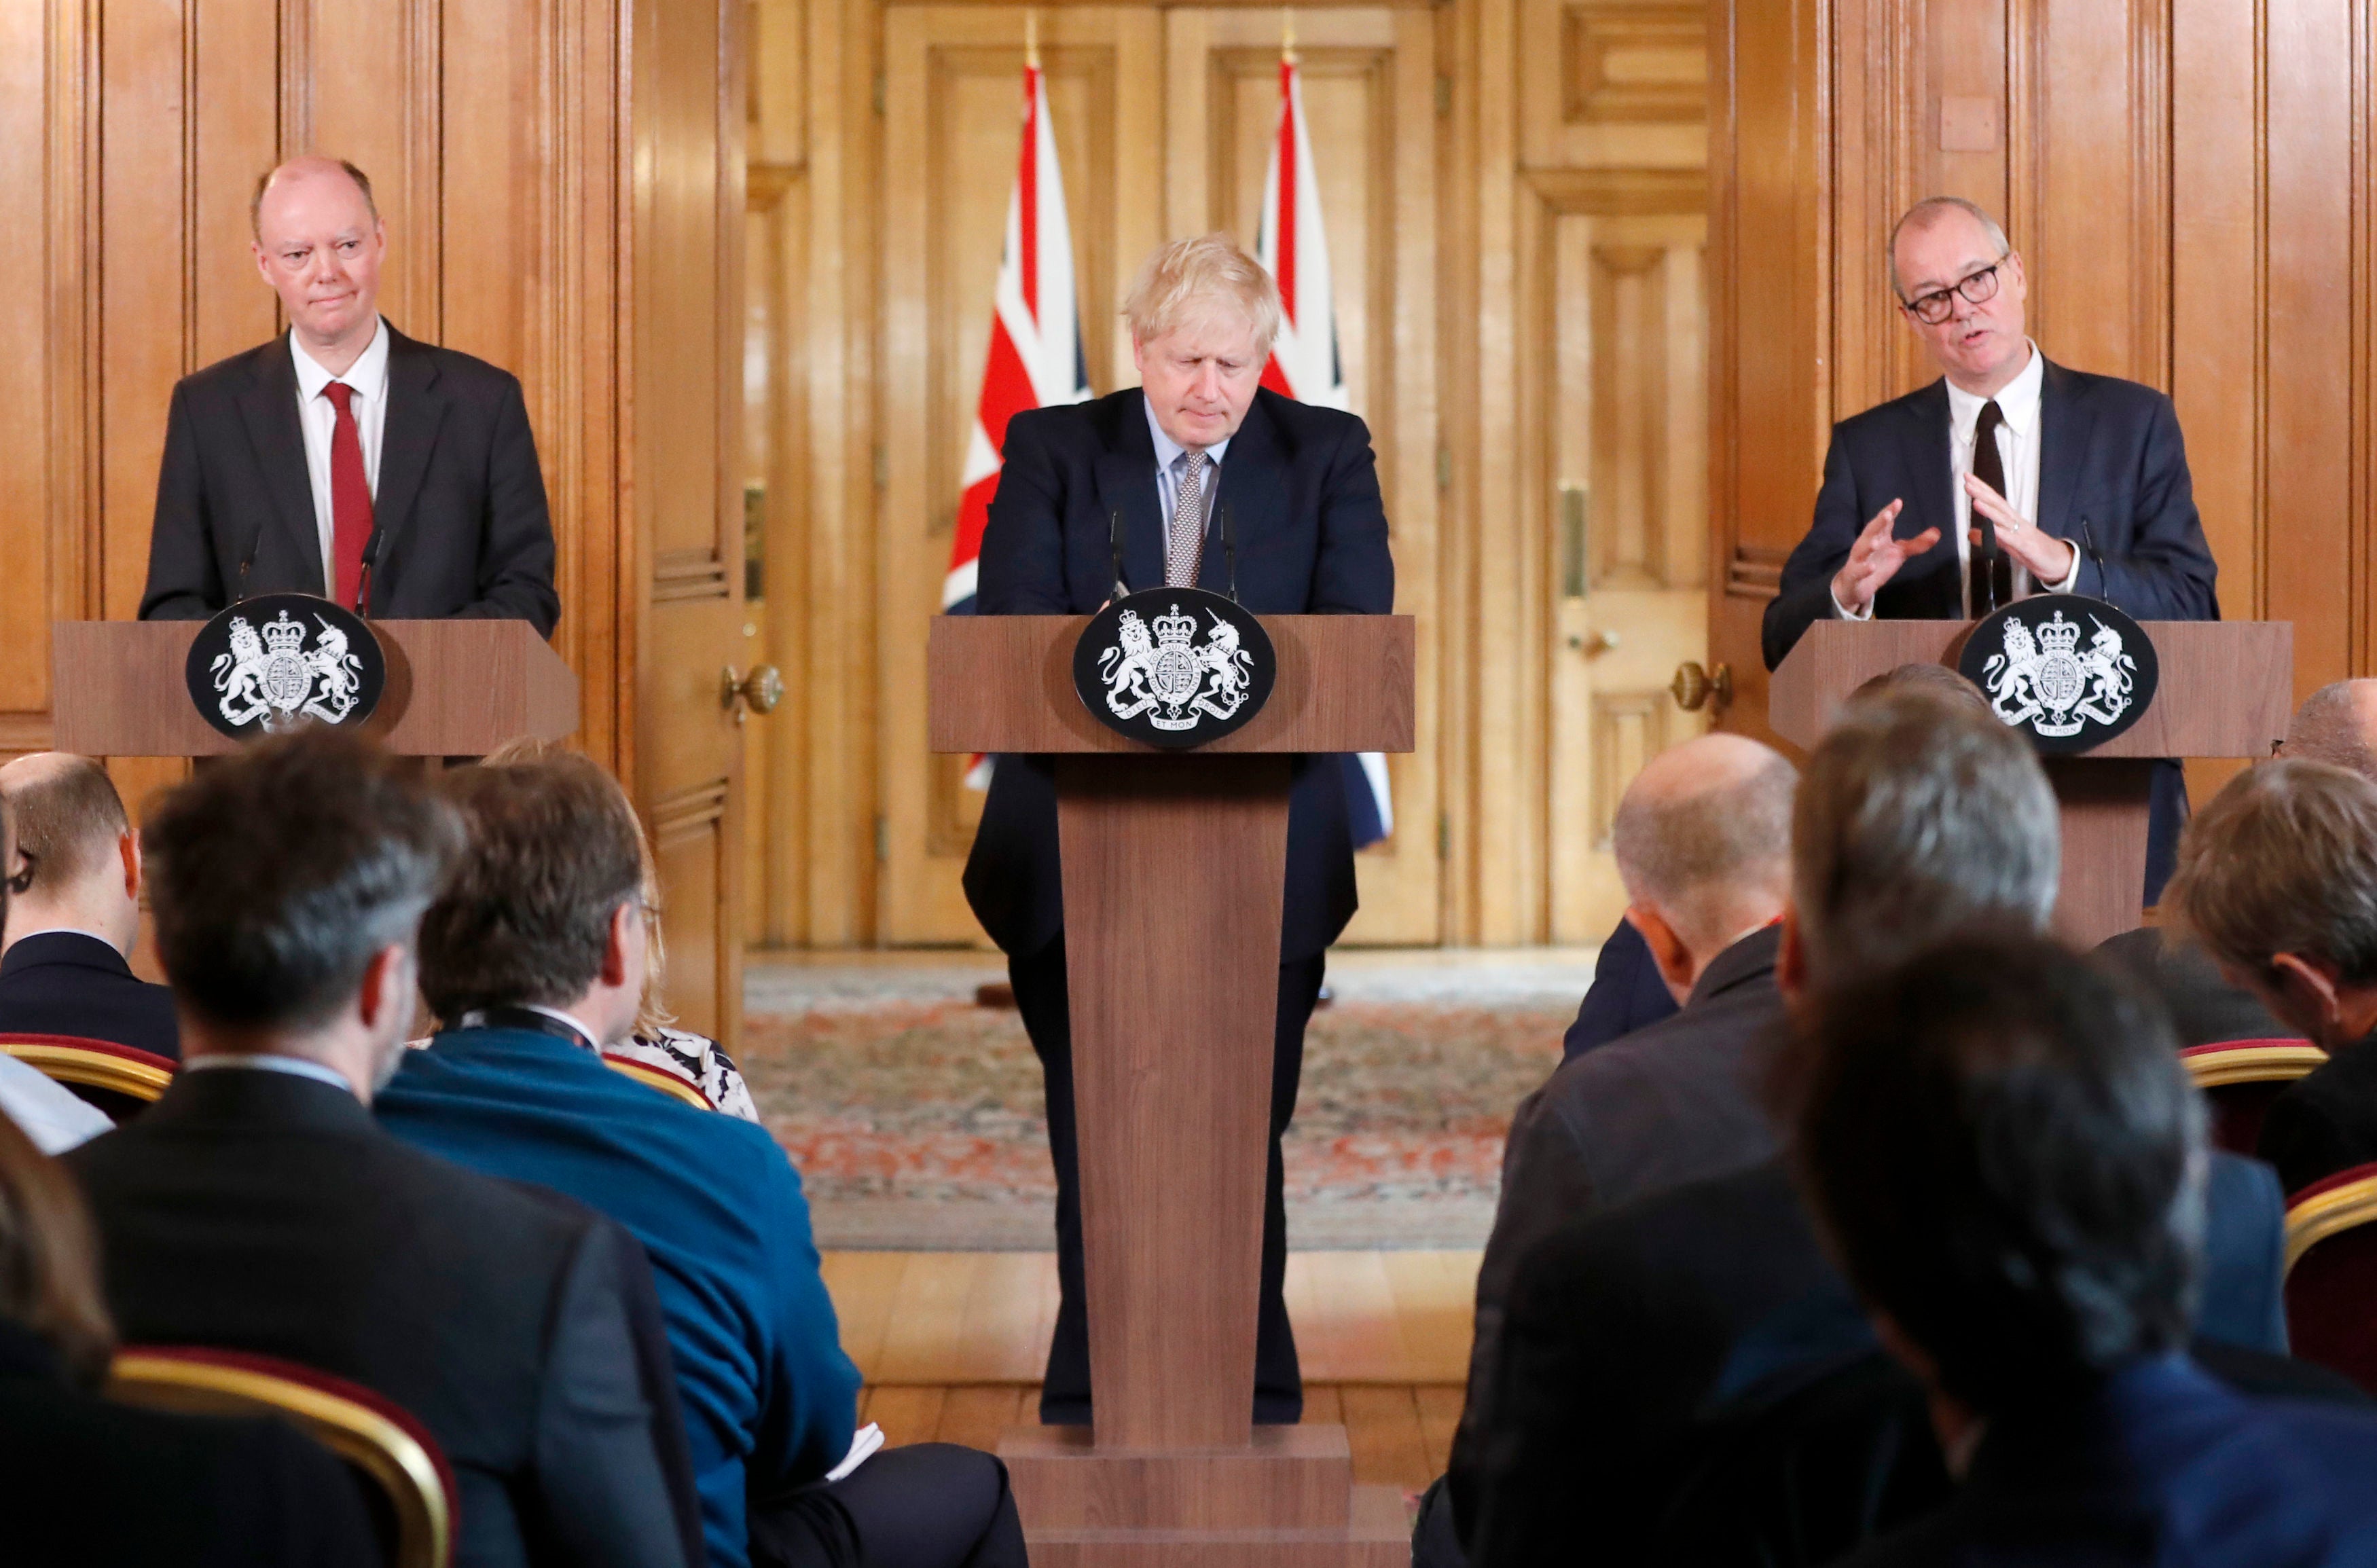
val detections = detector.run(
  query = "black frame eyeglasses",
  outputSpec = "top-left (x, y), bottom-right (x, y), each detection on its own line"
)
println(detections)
top-left (1900, 261), bottom-right (2004, 325)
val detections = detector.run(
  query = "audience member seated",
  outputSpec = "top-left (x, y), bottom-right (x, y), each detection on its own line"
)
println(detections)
top-left (2093, 924), bottom-right (2293, 1046)
top-left (67, 731), bottom-right (686, 1568)
top-left (374, 749), bottom-right (1024, 1568)
top-left (0, 1082), bottom-right (381, 1565)
top-left (0, 797), bottom-right (111, 1154)
top-left (2166, 757), bottom-right (2377, 1196)
top-left (1457, 689), bottom-right (2298, 1568)
top-left (0, 753), bottom-right (179, 1059)
top-left (1790, 935), bottom-right (2377, 1567)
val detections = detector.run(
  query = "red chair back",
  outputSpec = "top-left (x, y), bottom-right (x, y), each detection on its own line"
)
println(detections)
top-left (2284, 1163), bottom-right (2377, 1396)
top-left (2179, 1039), bottom-right (2325, 1154)
top-left (0, 1032), bottom-right (177, 1120)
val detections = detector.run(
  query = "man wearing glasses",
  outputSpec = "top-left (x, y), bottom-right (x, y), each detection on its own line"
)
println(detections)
top-left (1762, 196), bottom-right (2217, 898)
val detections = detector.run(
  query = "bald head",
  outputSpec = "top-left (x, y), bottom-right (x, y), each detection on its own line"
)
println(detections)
top-left (1612, 734), bottom-right (1798, 987)
top-left (0, 754), bottom-right (139, 955)
top-left (2285, 680), bottom-right (2377, 783)
top-left (250, 156), bottom-right (385, 366)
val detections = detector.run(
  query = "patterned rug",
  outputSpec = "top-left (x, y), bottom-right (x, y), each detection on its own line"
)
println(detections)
top-left (741, 963), bottom-right (1578, 1250)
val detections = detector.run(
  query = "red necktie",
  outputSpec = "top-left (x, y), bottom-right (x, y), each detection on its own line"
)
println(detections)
top-left (323, 381), bottom-right (374, 610)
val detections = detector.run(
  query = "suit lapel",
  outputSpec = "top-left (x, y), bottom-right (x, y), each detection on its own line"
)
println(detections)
top-left (371, 329), bottom-right (449, 584)
top-left (2035, 357), bottom-right (2091, 542)
top-left (1092, 390), bottom-right (1166, 596)
top-left (238, 336), bottom-right (328, 591)
top-left (1206, 395), bottom-right (1288, 600)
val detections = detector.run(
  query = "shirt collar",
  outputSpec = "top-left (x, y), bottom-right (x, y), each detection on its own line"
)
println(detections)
top-left (182, 1052), bottom-right (357, 1096)
top-left (1143, 396), bottom-right (1231, 473)
top-left (1945, 339), bottom-right (2044, 440)
top-left (456, 1003), bottom-right (605, 1054)
top-left (289, 316), bottom-right (391, 405)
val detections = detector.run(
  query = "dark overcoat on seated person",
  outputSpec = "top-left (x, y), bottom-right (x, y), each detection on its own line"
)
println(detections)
top-left (138, 327), bottom-right (560, 634)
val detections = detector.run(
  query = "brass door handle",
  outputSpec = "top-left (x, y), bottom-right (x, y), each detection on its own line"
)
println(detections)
top-left (723, 665), bottom-right (784, 725)
top-left (1670, 661), bottom-right (1732, 712)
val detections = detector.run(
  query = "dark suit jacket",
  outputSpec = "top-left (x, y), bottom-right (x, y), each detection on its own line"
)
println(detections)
top-left (0, 931), bottom-right (181, 1061)
top-left (1462, 1150), bottom-right (2292, 1567)
top-left (2094, 926), bottom-right (2291, 1047)
top-left (66, 1066), bottom-right (685, 1568)
top-left (964, 386), bottom-right (1395, 961)
top-left (2260, 1034), bottom-right (2377, 1197)
top-left (1840, 1355), bottom-right (2377, 1568)
top-left (0, 1318), bottom-right (381, 1568)
top-left (1762, 358), bottom-right (2219, 670)
top-left (1560, 915), bottom-right (1681, 1061)
top-left (1454, 925), bottom-right (1784, 1528)
top-left (139, 327), bottom-right (560, 634)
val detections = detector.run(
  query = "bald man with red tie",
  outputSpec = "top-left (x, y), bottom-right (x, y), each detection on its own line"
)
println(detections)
top-left (139, 156), bottom-right (559, 635)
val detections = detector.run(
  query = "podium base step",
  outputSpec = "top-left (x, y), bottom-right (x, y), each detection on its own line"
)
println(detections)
top-left (1002, 1422), bottom-right (1357, 1530)
top-left (1017, 1484), bottom-right (1407, 1568)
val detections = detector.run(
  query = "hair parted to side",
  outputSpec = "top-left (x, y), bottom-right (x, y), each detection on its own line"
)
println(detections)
top-left (2283, 680), bottom-right (2377, 783)
top-left (0, 1113), bottom-right (116, 1389)
top-left (1791, 934), bottom-right (2204, 1413)
top-left (250, 158), bottom-right (379, 239)
top-left (418, 750), bottom-right (645, 1021)
top-left (1792, 686), bottom-right (2058, 988)
top-left (1849, 661), bottom-right (1990, 714)
top-left (1123, 234), bottom-right (1282, 354)
top-left (1888, 196), bottom-right (2012, 299)
top-left (0, 755), bottom-right (128, 896)
top-left (143, 729), bottom-right (458, 1032)
top-left (1610, 746), bottom-right (1798, 956)
top-left (2164, 758), bottom-right (2377, 989)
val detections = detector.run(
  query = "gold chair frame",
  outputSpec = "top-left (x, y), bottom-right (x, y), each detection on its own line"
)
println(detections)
top-left (602, 1052), bottom-right (715, 1110)
top-left (2179, 1040), bottom-right (2327, 1090)
top-left (109, 1350), bottom-right (454, 1568)
top-left (0, 1035), bottom-right (175, 1103)
top-left (2285, 1168), bottom-right (2377, 1277)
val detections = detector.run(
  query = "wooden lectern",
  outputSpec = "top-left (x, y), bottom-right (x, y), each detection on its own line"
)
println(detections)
top-left (49, 619), bottom-right (578, 757)
top-left (1768, 619), bottom-right (2293, 947)
top-left (928, 613), bottom-right (1415, 1568)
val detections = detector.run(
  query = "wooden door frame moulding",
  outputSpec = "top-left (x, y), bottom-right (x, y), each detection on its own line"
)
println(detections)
top-left (50, 0), bottom-right (99, 640)
top-left (1517, 164), bottom-right (1706, 214)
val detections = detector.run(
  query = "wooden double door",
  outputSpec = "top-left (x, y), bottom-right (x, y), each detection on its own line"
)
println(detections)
top-left (875, 4), bottom-right (1445, 946)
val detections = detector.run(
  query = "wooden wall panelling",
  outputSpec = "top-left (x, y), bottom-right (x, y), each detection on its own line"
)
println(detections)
top-left (1521, 0), bottom-right (1708, 170)
top-left (1, 0), bottom-right (62, 758)
top-left (877, 6), bottom-right (1161, 945)
top-left (300, 0), bottom-right (446, 350)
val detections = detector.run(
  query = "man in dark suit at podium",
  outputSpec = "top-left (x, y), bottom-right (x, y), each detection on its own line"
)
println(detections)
top-left (967, 234), bottom-right (1394, 1425)
top-left (1761, 196), bottom-right (2218, 898)
top-left (139, 156), bottom-right (559, 635)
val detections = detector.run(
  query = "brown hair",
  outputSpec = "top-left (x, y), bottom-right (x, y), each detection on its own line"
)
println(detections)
top-left (2165, 759), bottom-right (2377, 987)
top-left (418, 751), bottom-right (644, 1020)
top-left (0, 754), bottom-right (129, 896)
top-left (0, 1112), bottom-right (116, 1387)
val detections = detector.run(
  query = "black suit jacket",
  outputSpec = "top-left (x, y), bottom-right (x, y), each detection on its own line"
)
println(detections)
top-left (0, 1319), bottom-right (381, 1568)
top-left (66, 1067), bottom-right (685, 1568)
top-left (0, 931), bottom-right (181, 1061)
top-left (1558, 915), bottom-right (1681, 1061)
top-left (1462, 1150), bottom-right (2292, 1568)
top-left (2094, 926), bottom-right (2291, 1048)
top-left (139, 327), bottom-right (560, 634)
top-left (1761, 358), bottom-right (2219, 672)
top-left (2259, 1034), bottom-right (2377, 1197)
top-left (964, 386), bottom-right (1395, 960)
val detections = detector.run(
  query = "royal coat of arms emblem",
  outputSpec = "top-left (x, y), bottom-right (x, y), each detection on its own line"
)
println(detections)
top-left (1957, 594), bottom-right (2159, 754)
top-left (184, 593), bottom-right (387, 738)
top-left (1071, 587), bottom-right (1275, 748)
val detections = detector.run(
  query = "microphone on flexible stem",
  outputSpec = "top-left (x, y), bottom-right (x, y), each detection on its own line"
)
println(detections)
top-left (1974, 511), bottom-right (2002, 615)
top-left (1106, 509), bottom-right (1128, 605)
top-left (1221, 501), bottom-right (1240, 606)
top-left (354, 521), bottom-right (388, 617)
top-left (2079, 516), bottom-right (2115, 610)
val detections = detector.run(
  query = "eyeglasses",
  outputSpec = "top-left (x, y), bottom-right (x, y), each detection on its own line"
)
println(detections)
top-left (1900, 261), bottom-right (2004, 325)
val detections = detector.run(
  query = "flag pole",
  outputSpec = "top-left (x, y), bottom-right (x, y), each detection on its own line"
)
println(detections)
top-left (1282, 7), bottom-right (1295, 61)
top-left (1026, 9), bottom-right (1040, 69)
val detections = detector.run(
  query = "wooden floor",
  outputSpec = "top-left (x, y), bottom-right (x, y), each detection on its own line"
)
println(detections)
top-left (824, 1250), bottom-right (1480, 1495)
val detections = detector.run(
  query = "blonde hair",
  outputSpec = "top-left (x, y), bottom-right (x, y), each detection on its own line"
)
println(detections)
top-left (1123, 234), bottom-right (1281, 354)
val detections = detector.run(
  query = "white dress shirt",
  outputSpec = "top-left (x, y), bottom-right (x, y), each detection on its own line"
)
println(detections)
top-left (1835, 341), bottom-right (2077, 619)
top-left (0, 1052), bottom-right (112, 1153)
top-left (290, 318), bottom-right (391, 596)
top-left (1144, 399), bottom-right (1231, 579)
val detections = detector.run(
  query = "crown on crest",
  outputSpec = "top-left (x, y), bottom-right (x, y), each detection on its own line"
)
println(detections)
top-left (2037, 612), bottom-right (2080, 654)
top-left (1153, 604), bottom-right (1196, 648)
top-left (261, 611), bottom-right (306, 655)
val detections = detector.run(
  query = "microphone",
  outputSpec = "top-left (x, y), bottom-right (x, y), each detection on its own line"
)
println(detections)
top-left (1973, 509), bottom-right (2002, 614)
top-left (1220, 501), bottom-right (1240, 605)
top-left (2079, 516), bottom-right (2116, 609)
top-left (1106, 509), bottom-right (1128, 604)
top-left (354, 520), bottom-right (388, 616)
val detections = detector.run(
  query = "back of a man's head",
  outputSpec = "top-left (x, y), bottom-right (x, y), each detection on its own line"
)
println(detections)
top-left (1794, 934), bottom-right (2204, 1414)
top-left (0, 752), bottom-right (130, 919)
top-left (2283, 679), bottom-right (2377, 782)
top-left (1792, 687), bottom-right (2058, 987)
top-left (2165, 758), bottom-right (2377, 989)
top-left (142, 731), bottom-right (458, 1032)
top-left (418, 752), bottom-right (644, 1020)
top-left (1612, 734), bottom-right (1798, 958)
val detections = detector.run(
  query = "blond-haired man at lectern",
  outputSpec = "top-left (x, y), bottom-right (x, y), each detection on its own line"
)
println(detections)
top-left (138, 156), bottom-right (558, 635)
top-left (963, 234), bottom-right (1394, 1427)
top-left (1761, 196), bottom-right (2219, 900)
